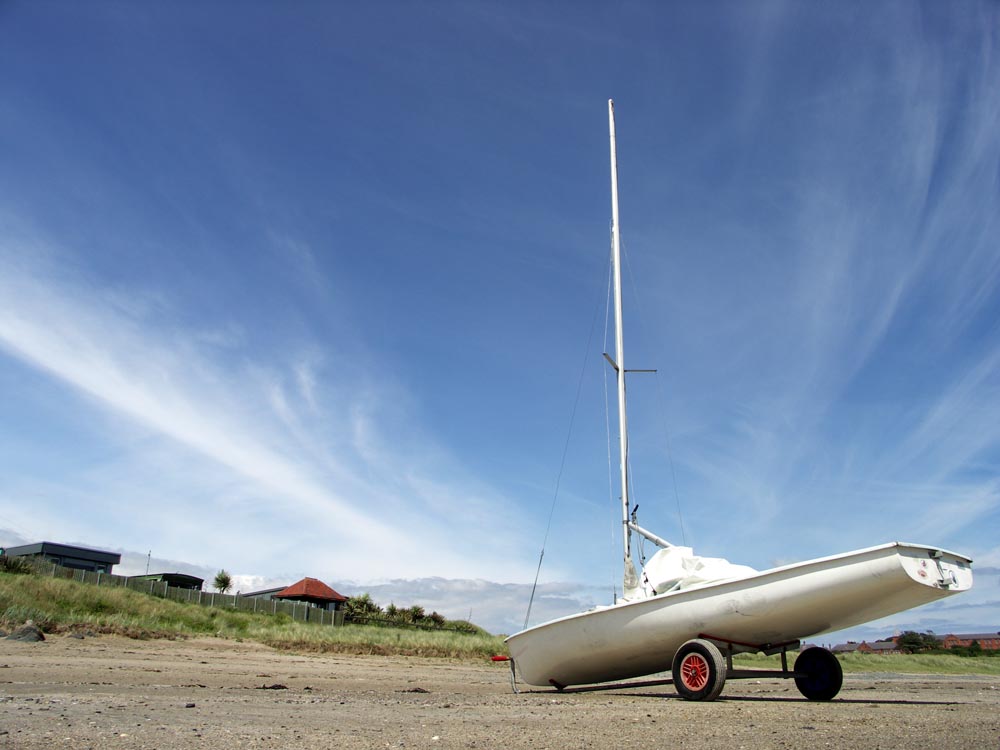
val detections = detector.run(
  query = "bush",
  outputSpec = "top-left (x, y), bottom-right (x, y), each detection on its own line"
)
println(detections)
top-left (344, 593), bottom-right (382, 620)
top-left (0, 556), bottom-right (34, 575)
top-left (213, 570), bottom-right (233, 594)
top-left (896, 630), bottom-right (941, 653)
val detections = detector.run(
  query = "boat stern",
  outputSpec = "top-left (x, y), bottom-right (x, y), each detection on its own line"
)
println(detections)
top-left (897, 544), bottom-right (973, 593)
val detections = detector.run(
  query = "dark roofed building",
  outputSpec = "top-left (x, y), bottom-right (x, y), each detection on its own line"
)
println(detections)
top-left (130, 573), bottom-right (204, 590)
top-left (273, 577), bottom-right (348, 612)
top-left (1, 542), bottom-right (120, 574)
top-left (240, 586), bottom-right (287, 602)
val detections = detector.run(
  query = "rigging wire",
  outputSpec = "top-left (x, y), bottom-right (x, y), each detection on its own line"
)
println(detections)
top-left (627, 454), bottom-right (647, 565)
top-left (522, 267), bottom-right (607, 631)
top-left (619, 237), bottom-right (689, 547)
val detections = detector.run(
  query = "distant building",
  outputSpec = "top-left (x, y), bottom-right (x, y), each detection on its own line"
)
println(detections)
top-left (240, 586), bottom-right (287, 602)
top-left (129, 573), bottom-right (204, 591)
top-left (832, 642), bottom-right (861, 654)
top-left (273, 577), bottom-right (348, 612)
top-left (834, 639), bottom-right (901, 655)
top-left (833, 632), bottom-right (1000, 655)
top-left (857, 640), bottom-right (900, 655)
top-left (942, 633), bottom-right (1000, 650)
top-left (1, 542), bottom-right (120, 574)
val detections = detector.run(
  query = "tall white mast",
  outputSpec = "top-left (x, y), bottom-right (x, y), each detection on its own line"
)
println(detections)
top-left (609, 99), bottom-right (639, 596)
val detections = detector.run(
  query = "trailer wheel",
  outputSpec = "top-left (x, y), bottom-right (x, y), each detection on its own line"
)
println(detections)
top-left (672, 638), bottom-right (727, 701)
top-left (794, 647), bottom-right (843, 701)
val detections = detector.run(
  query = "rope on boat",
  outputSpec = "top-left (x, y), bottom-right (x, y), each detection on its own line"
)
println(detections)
top-left (522, 260), bottom-right (606, 631)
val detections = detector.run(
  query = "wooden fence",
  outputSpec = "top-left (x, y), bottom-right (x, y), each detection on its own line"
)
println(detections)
top-left (27, 560), bottom-right (345, 626)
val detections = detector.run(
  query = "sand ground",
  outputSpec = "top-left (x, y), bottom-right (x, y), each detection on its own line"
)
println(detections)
top-left (1, 634), bottom-right (998, 749)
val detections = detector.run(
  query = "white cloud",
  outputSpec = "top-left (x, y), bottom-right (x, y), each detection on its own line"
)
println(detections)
top-left (0, 239), bottom-right (537, 582)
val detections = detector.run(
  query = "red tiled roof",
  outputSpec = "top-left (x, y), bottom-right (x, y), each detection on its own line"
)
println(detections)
top-left (273, 577), bottom-right (347, 602)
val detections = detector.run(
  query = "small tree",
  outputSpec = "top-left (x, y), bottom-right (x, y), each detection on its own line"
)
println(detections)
top-left (344, 593), bottom-right (382, 621)
top-left (0, 555), bottom-right (33, 574)
top-left (213, 569), bottom-right (233, 594)
top-left (896, 630), bottom-right (940, 653)
top-left (427, 611), bottom-right (446, 628)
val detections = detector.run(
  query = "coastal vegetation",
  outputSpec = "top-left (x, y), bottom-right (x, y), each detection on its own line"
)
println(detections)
top-left (0, 570), bottom-right (505, 658)
top-left (212, 569), bottom-right (233, 594)
top-left (342, 592), bottom-right (479, 633)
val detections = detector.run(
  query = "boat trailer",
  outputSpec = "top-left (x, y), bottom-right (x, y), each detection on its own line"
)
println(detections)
top-left (497, 633), bottom-right (844, 702)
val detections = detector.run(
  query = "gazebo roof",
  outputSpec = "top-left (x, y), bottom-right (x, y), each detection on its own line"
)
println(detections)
top-left (273, 577), bottom-right (346, 602)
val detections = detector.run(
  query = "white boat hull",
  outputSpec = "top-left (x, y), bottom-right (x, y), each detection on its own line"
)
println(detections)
top-left (506, 542), bottom-right (972, 687)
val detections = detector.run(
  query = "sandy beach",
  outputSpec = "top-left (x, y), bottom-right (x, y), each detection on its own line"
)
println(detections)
top-left (1, 634), bottom-right (998, 749)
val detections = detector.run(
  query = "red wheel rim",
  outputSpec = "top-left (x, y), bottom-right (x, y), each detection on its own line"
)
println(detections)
top-left (680, 652), bottom-right (710, 691)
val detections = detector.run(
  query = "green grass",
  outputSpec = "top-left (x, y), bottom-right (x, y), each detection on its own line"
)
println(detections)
top-left (0, 571), bottom-right (507, 659)
top-left (733, 650), bottom-right (1000, 676)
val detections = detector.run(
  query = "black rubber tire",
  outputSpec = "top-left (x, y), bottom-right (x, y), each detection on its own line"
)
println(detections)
top-left (671, 638), bottom-right (727, 701)
top-left (794, 646), bottom-right (843, 701)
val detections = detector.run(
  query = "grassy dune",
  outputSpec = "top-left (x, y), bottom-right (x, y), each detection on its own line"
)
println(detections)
top-left (0, 571), bottom-right (507, 658)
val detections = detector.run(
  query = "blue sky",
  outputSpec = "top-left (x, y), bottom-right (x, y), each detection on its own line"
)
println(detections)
top-left (1, 2), bottom-right (998, 639)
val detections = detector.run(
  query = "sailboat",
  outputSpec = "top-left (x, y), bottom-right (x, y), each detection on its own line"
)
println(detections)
top-left (504, 100), bottom-right (973, 701)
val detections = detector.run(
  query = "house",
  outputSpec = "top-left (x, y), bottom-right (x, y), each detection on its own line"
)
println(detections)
top-left (835, 639), bottom-right (904, 655)
top-left (129, 573), bottom-right (204, 591)
top-left (832, 642), bottom-right (861, 654)
top-left (1, 542), bottom-right (120, 574)
top-left (240, 586), bottom-right (287, 602)
top-left (942, 632), bottom-right (1000, 651)
top-left (273, 577), bottom-right (347, 612)
top-left (857, 640), bottom-right (900, 655)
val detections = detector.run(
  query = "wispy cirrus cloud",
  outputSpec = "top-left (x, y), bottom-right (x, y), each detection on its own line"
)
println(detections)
top-left (647, 9), bottom-right (1000, 569)
top-left (0, 232), bottom-right (536, 583)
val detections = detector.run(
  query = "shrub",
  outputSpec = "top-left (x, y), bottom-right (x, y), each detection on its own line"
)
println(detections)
top-left (0, 556), bottom-right (33, 575)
